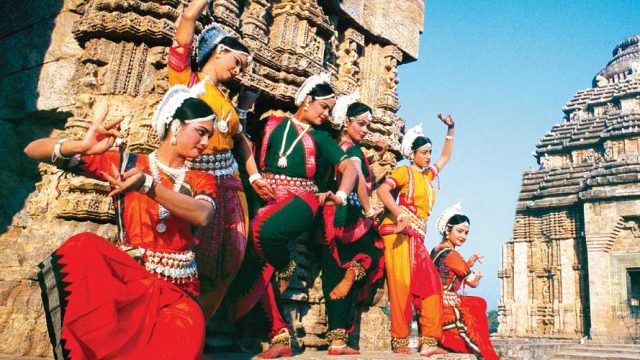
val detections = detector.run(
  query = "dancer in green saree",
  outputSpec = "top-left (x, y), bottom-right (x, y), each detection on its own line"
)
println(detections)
top-left (226, 73), bottom-right (357, 358)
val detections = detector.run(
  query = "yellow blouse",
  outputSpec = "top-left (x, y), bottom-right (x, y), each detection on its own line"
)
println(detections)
top-left (168, 67), bottom-right (240, 154)
top-left (381, 165), bottom-right (438, 226)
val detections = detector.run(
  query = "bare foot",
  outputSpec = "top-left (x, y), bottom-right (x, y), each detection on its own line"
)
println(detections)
top-left (258, 343), bottom-right (293, 359)
top-left (420, 346), bottom-right (448, 357)
top-left (329, 269), bottom-right (356, 300)
top-left (328, 344), bottom-right (360, 355)
top-left (393, 345), bottom-right (413, 355)
top-left (278, 278), bottom-right (290, 294)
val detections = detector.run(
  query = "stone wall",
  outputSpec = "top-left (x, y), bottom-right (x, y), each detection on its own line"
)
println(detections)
top-left (499, 34), bottom-right (640, 342)
top-left (0, 0), bottom-right (424, 356)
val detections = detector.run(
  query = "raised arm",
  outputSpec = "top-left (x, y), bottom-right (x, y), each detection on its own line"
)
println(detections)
top-left (174, 0), bottom-right (209, 48)
top-left (24, 109), bottom-right (123, 164)
top-left (432, 113), bottom-right (455, 172)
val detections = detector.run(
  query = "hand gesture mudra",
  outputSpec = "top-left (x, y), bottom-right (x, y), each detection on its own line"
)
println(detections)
top-left (102, 164), bottom-right (146, 197)
top-left (437, 113), bottom-right (455, 128)
top-left (81, 108), bottom-right (124, 155)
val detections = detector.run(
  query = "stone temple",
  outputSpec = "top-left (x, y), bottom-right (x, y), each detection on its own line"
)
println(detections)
top-left (498, 34), bottom-right (640, 343)
top-left (0, 0), bottom-right (425, 357)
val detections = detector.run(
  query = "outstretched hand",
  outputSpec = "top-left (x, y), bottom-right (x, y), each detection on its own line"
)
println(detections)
top-left (81, 108), bottom-right (124, 155)
top-left (102, 164), bottom-right (145, 197)
top-left (437, 113), bottom-right (455, 128)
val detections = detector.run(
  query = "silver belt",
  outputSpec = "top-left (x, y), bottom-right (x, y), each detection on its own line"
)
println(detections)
top-left (119, 245), bottom-right (198, 284)
top-left (190, 151), bottom-right (238, 177)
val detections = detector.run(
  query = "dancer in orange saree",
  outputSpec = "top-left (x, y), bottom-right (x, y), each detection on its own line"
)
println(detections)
top-left (320, 91), bottom-right (385, 355)
top-left (376, 114), bottom-right (455, 356)
top-left (28, 85), bottom-right (217, 359)
top-left (168, 0), bottom-right (274, 319)
top-left (431, 203), bottom-right (499, 360)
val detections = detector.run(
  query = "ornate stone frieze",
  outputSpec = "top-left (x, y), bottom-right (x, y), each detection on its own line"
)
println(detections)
top-left (0, 0), bottom-right (426, 356)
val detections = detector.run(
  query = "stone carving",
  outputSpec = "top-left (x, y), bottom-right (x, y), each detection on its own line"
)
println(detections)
top-left (336, 28), bottom-right (364, 93)
top-left (500, 34), bottom-right (640, 342)
top-left (582, 148), bottom-right (596, 163)
top-left (0, 0), bottom-right (425, 356)
top-left (604, 140), bottom-right (614, 160)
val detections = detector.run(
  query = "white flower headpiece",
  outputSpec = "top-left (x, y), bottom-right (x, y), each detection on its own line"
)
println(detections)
top-left (151, 82), bottom-right (216, 139)
top-left (331, 90), bottom-right (362, 128)
top-left (294, 72), bottom-right (333, 106)
top-left (436, 201), bottom-right (465, 235)
top-left (193, 23), bottom-right (252, 70)
top-left (400, 123), bottom-right (430, 159)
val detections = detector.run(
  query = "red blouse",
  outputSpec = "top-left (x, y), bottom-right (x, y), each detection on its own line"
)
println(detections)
top-left (69, 150), bottom-right (217, 253)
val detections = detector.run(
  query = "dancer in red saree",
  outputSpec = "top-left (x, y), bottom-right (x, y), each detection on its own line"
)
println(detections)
top-left (26, 85), bottom-right (218, 359)
top-left (431, 203), bottom-right (499, 360)
top-left (320, 91), bottom-right (385, 355)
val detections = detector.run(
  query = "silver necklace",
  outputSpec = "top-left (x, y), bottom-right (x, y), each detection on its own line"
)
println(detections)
top-left (149, 151), bottom-right (186, 233)
top-left (277, 117), bottom-right (310, 168)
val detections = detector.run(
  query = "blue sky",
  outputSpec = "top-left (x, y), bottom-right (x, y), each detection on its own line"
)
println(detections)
top-left (397, 1), bottom-right (640, 309)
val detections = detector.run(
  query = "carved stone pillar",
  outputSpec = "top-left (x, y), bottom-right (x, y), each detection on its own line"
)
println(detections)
top-left (335, 28), bottom-right (363, 94)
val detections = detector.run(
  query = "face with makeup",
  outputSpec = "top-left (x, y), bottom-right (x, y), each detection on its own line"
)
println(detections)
top-left (345, 114), bottom-right (370, 143)
top-left (202, 45), bottom-right (249, 83)
top-left (167, 120), bottom-right (214, 160)
top-left (412, 144), bottom-right (432, 168)
top-left (300, 96), bottom-right (336, 126)
top-left (446, 222), bottom-right (470, 247)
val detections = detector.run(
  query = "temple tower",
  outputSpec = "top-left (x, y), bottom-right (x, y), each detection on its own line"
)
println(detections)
top-left (499, 34), bottom-right (640, 342)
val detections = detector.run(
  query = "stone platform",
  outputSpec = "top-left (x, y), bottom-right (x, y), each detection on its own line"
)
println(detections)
top-left (213, 352), bottom-right (476, 360)
top-left (0, 352), bottom-right (476, 360)
top-left (553, 343), bottom-right (640, 360)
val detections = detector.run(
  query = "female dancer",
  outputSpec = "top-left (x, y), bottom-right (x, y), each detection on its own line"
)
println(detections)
top-left (27, 85), bottom-right (217, 359)
top-left (431, 203), bottom-right (499, 360)
top-left (169, 0), bottom-right (274, 319)
top-left (376, 115), bottom-right (455, 356)
top-left (321, 91), bottom-right (385, 355)
top-left (227, 73), bottom-right (357, 359)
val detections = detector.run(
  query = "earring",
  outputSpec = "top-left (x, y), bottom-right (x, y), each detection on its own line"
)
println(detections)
top-left (170, 121), bottom-right (180, 145)
top-left (303, 101), bottom-right (310, 112)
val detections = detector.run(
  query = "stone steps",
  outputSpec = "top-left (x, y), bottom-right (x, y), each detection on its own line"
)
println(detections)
top-left (553, 344), bottom-right (640, 360)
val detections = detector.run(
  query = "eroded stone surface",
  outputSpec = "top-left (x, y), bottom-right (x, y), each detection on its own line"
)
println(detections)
top-left (0, 0), bottom-right (424, 356)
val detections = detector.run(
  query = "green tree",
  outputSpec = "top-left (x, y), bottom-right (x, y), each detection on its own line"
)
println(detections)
top-left (487, 309), bottom-right (498, 334)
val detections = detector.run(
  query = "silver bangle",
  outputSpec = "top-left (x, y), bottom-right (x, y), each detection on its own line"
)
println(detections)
top-left (52, 139), bottom-right (70, 162)
top-left (237, 109), bottom-right (248, 120)
top-left (335, 191), bottom-right (347, 206)
top-left (138, 174), bottom-right (155, 194)
top-left (248, 173), bottom-right (263, 184)
top-left (364, 208), bottom-right (376, 218)
top-left (445, 135), bottom-right (454, 141)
